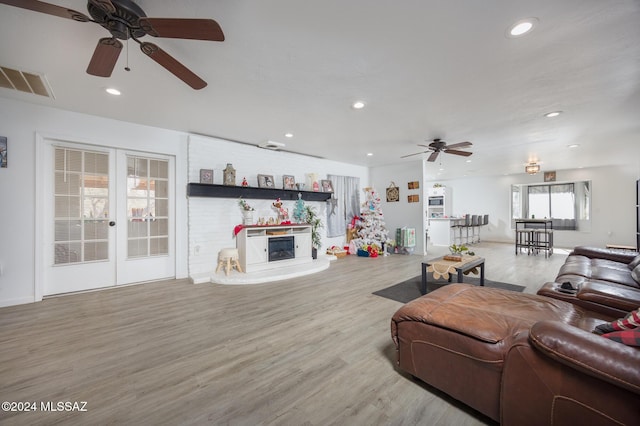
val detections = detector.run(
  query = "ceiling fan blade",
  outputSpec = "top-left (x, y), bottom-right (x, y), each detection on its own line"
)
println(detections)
top-left (444, 149), bottom-right (473, 157)
top-left (140, 42), bottom-right (207, 90)
top-left (400, 151), bottom-right (426, 159)
top-left (139, 18), bottom-right (225, 41)
top-left (0, 0), bottom-right (90, 21)
top-left (445, 141), bottom-right (472, 149)
top-left (87, 37), bottom-right (122, 77)
top-left (88, 0), bottom-right (116, 14)
top-left (427, 151), bottom-right (440, 162)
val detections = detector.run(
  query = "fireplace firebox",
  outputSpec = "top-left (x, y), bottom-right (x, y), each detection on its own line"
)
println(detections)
top-left (268, 236), bottom-right (295, 262)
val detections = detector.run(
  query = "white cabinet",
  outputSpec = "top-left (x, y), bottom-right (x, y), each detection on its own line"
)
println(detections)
top-left (245, 236), bottom-right (267, 265)
top-left (426, 187), bottom-right (452, 229)
top-left (294, 233), bottom-right (311, 259)
top-left (237, 224), bottom-right (313, 273)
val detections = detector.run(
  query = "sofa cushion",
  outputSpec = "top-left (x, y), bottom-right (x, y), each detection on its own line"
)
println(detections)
top-left (633, 264), bottom-right (640, 284)
top-left (628, 254), bottom-right (640, 270)
top-left (601, 330), bottom-right (640, 347)
top-left (557, 259), bottom-right (640, 289)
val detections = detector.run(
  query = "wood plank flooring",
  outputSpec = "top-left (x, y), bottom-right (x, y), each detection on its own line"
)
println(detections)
top-left (0, 242), bottom-right (568, 425)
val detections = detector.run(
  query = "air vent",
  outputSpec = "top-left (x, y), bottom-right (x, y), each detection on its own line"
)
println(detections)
top-left (258, 140), bottom-right (286, 150)
top-left (0, 66), bottom-right (54, 98)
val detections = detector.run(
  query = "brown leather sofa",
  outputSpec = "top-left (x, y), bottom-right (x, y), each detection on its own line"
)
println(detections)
top-left (391, 284), bottom-right (640, 425)
top-left (537, 246), bottom-right (640, 316)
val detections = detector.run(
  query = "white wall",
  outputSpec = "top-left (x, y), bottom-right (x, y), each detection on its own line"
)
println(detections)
top-left (370, 161), bottom-right (425, 254)
top-left (187, 134), bottom-right (369, 282)
top-left (0, 97), bottom-right (189, 307)
top-left (426, 165), bottom-right (639, 248)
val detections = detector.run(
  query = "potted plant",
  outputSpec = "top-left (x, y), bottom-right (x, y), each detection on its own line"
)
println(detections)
top-left (305, 205), bottom-right (323, 259)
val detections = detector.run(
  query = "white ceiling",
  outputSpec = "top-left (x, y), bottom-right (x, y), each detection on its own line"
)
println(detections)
top-left (1, 0), bottom-right (639, 179)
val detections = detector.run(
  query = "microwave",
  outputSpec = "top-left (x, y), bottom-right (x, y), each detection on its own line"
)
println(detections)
top-left (428, 196), bottom-right (444, 206)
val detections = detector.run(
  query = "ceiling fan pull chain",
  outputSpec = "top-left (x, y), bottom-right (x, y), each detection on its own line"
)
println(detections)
top-left (125, 28), bottom-right (131, 72)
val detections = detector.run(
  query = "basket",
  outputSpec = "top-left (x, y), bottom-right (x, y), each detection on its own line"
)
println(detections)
top-left (327, 247), bottom-right (347, 258)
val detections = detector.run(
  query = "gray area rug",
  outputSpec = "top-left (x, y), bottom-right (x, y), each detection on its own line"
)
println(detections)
top-left (373, 274), bottom-right (525, 304)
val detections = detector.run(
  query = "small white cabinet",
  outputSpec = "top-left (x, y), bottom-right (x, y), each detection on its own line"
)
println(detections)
top-left (244, 235), bottom-right (267, 265)
top-left (294, 232), bottom-right (311, 259)
top-left (237, 224), bottom-right (313, 273)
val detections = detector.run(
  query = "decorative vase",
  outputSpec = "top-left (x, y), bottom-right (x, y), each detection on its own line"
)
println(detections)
top-left (242, 210), bottom-right (253, 225)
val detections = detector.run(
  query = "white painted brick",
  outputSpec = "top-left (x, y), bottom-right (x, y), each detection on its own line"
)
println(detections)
top-left (187, 135), bottom-right (369, 279)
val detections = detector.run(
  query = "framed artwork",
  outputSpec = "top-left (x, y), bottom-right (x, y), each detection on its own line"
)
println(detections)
top-left (408, 181), bottom-right (420, 190)
top-left (283, 175), bottom-right (296, 190)
top-left (0, 136), bottom-right (6, 168)
top-left (408, 194), bottom-right (419, 203)
top-left (386, 182), bottom-right (399, 202)
top-left (199, 168), bottom-right (213, 184)
top-left (321, 179), bottom-right (334, 192)
top-left (544, 171), bottom-right (556, 182)
top-left (258, 174), bottom-right (275, 188)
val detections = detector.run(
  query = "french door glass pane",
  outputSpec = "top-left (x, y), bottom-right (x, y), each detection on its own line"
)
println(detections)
top-left (54, 147), bottom-right (109, 265)
top-left (127, 155), bottom-right (169, 258)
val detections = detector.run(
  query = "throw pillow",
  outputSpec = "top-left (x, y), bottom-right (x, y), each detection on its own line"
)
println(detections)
top-left (628, 254), bottom-right (640, 270)
top-left (593, 307), bottom-right (640, 335)
top-left (600, 329), bottom-right (640, 347)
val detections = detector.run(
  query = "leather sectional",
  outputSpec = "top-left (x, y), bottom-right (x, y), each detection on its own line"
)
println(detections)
top-left (391, 247), bottom-right (640, 425)
top-left (537, 246), bottom-right (640, 316)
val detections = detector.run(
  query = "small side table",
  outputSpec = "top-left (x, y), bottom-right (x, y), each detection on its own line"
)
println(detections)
top-left (421, 256), bottom-right (485, 295)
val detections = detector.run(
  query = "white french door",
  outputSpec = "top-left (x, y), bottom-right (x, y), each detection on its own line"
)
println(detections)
top-left (40, 139), bottom-right (175, 296)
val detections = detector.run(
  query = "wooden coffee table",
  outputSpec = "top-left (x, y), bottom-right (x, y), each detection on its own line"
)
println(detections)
top-left (421, 255), bottom-right (485, 294)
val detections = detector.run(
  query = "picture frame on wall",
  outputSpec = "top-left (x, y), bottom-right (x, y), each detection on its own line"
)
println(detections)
top-left (199, 168), bottom-right (213, 184)
top-left (0, 136), bottom-right (6, 168)
top-left (544, 171), bottom-right (556, 182)
top-left (258, 174), bottom-right (275, 188)
top-left (386, 182), bottom-right (399, 202)
top-left (283, 175), bottom-right (295, 190)
top-left (321, 179), bottom-right (334, 192)
top-left (408, 181), bottom-right (419, 190)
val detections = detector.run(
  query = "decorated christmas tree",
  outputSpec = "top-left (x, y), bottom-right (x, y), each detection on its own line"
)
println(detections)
top-left (292, 193), bottom-right (307, 223)
top-left (355, 187), bottom-right (389, 255)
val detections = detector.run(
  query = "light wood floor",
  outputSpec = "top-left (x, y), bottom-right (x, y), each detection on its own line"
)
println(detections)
top-left (0, 242), bottom-right (568, 425)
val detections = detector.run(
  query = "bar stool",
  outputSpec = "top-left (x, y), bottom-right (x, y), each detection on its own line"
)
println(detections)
top-left (479, 214), bottom-right (489, 242)
top-left (516, 228), bottom-right (534, 255)
top-left (457, 215), bottom-right (471, 245)
top-left (534, 229), bottom-right (554, 258)
top-left (470, 215), bottom-right (480, 243)
top-left (216, 248), bottom-right (243, 275)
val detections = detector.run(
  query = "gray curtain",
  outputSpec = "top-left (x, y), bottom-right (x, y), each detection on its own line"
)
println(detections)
top-left (326, 174), bottom-right (360, 238)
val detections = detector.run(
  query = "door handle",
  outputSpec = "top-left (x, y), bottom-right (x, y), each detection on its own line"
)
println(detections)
top-left (109, 221), bottom-right (116, 226)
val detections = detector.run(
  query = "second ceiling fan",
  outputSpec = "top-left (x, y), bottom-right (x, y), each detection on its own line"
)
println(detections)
top-left (402, 138), bottom-right (473, 162)
top-left (0, 0), bottom-right (225, 89)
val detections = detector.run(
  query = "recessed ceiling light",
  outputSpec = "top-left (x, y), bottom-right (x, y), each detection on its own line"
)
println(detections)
top-left (284, 133), bottom-right (293, 138)
top-left (544, 111), bottom-right (562, 118)
top-left (568, 144), bottom-right (579, 148)
top-left (105, 87), bottom-right (121, 96)
top-left (352, 101), bottom-right (365, 109)
top-left (466, 159), bottom-right (472, 163)
top-left (367, 153), bottom-right (373, 156)
top-left (507, 18), bottom-right (538, 37)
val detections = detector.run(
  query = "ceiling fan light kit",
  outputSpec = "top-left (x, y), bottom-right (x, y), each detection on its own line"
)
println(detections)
top-left (0, 0), bottom-right (225, 89)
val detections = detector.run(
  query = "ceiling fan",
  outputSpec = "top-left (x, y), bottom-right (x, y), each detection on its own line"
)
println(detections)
top-left (0, 0), bottom-right (225, 89)
top-left (401, 138), bottom-right (473, 162)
